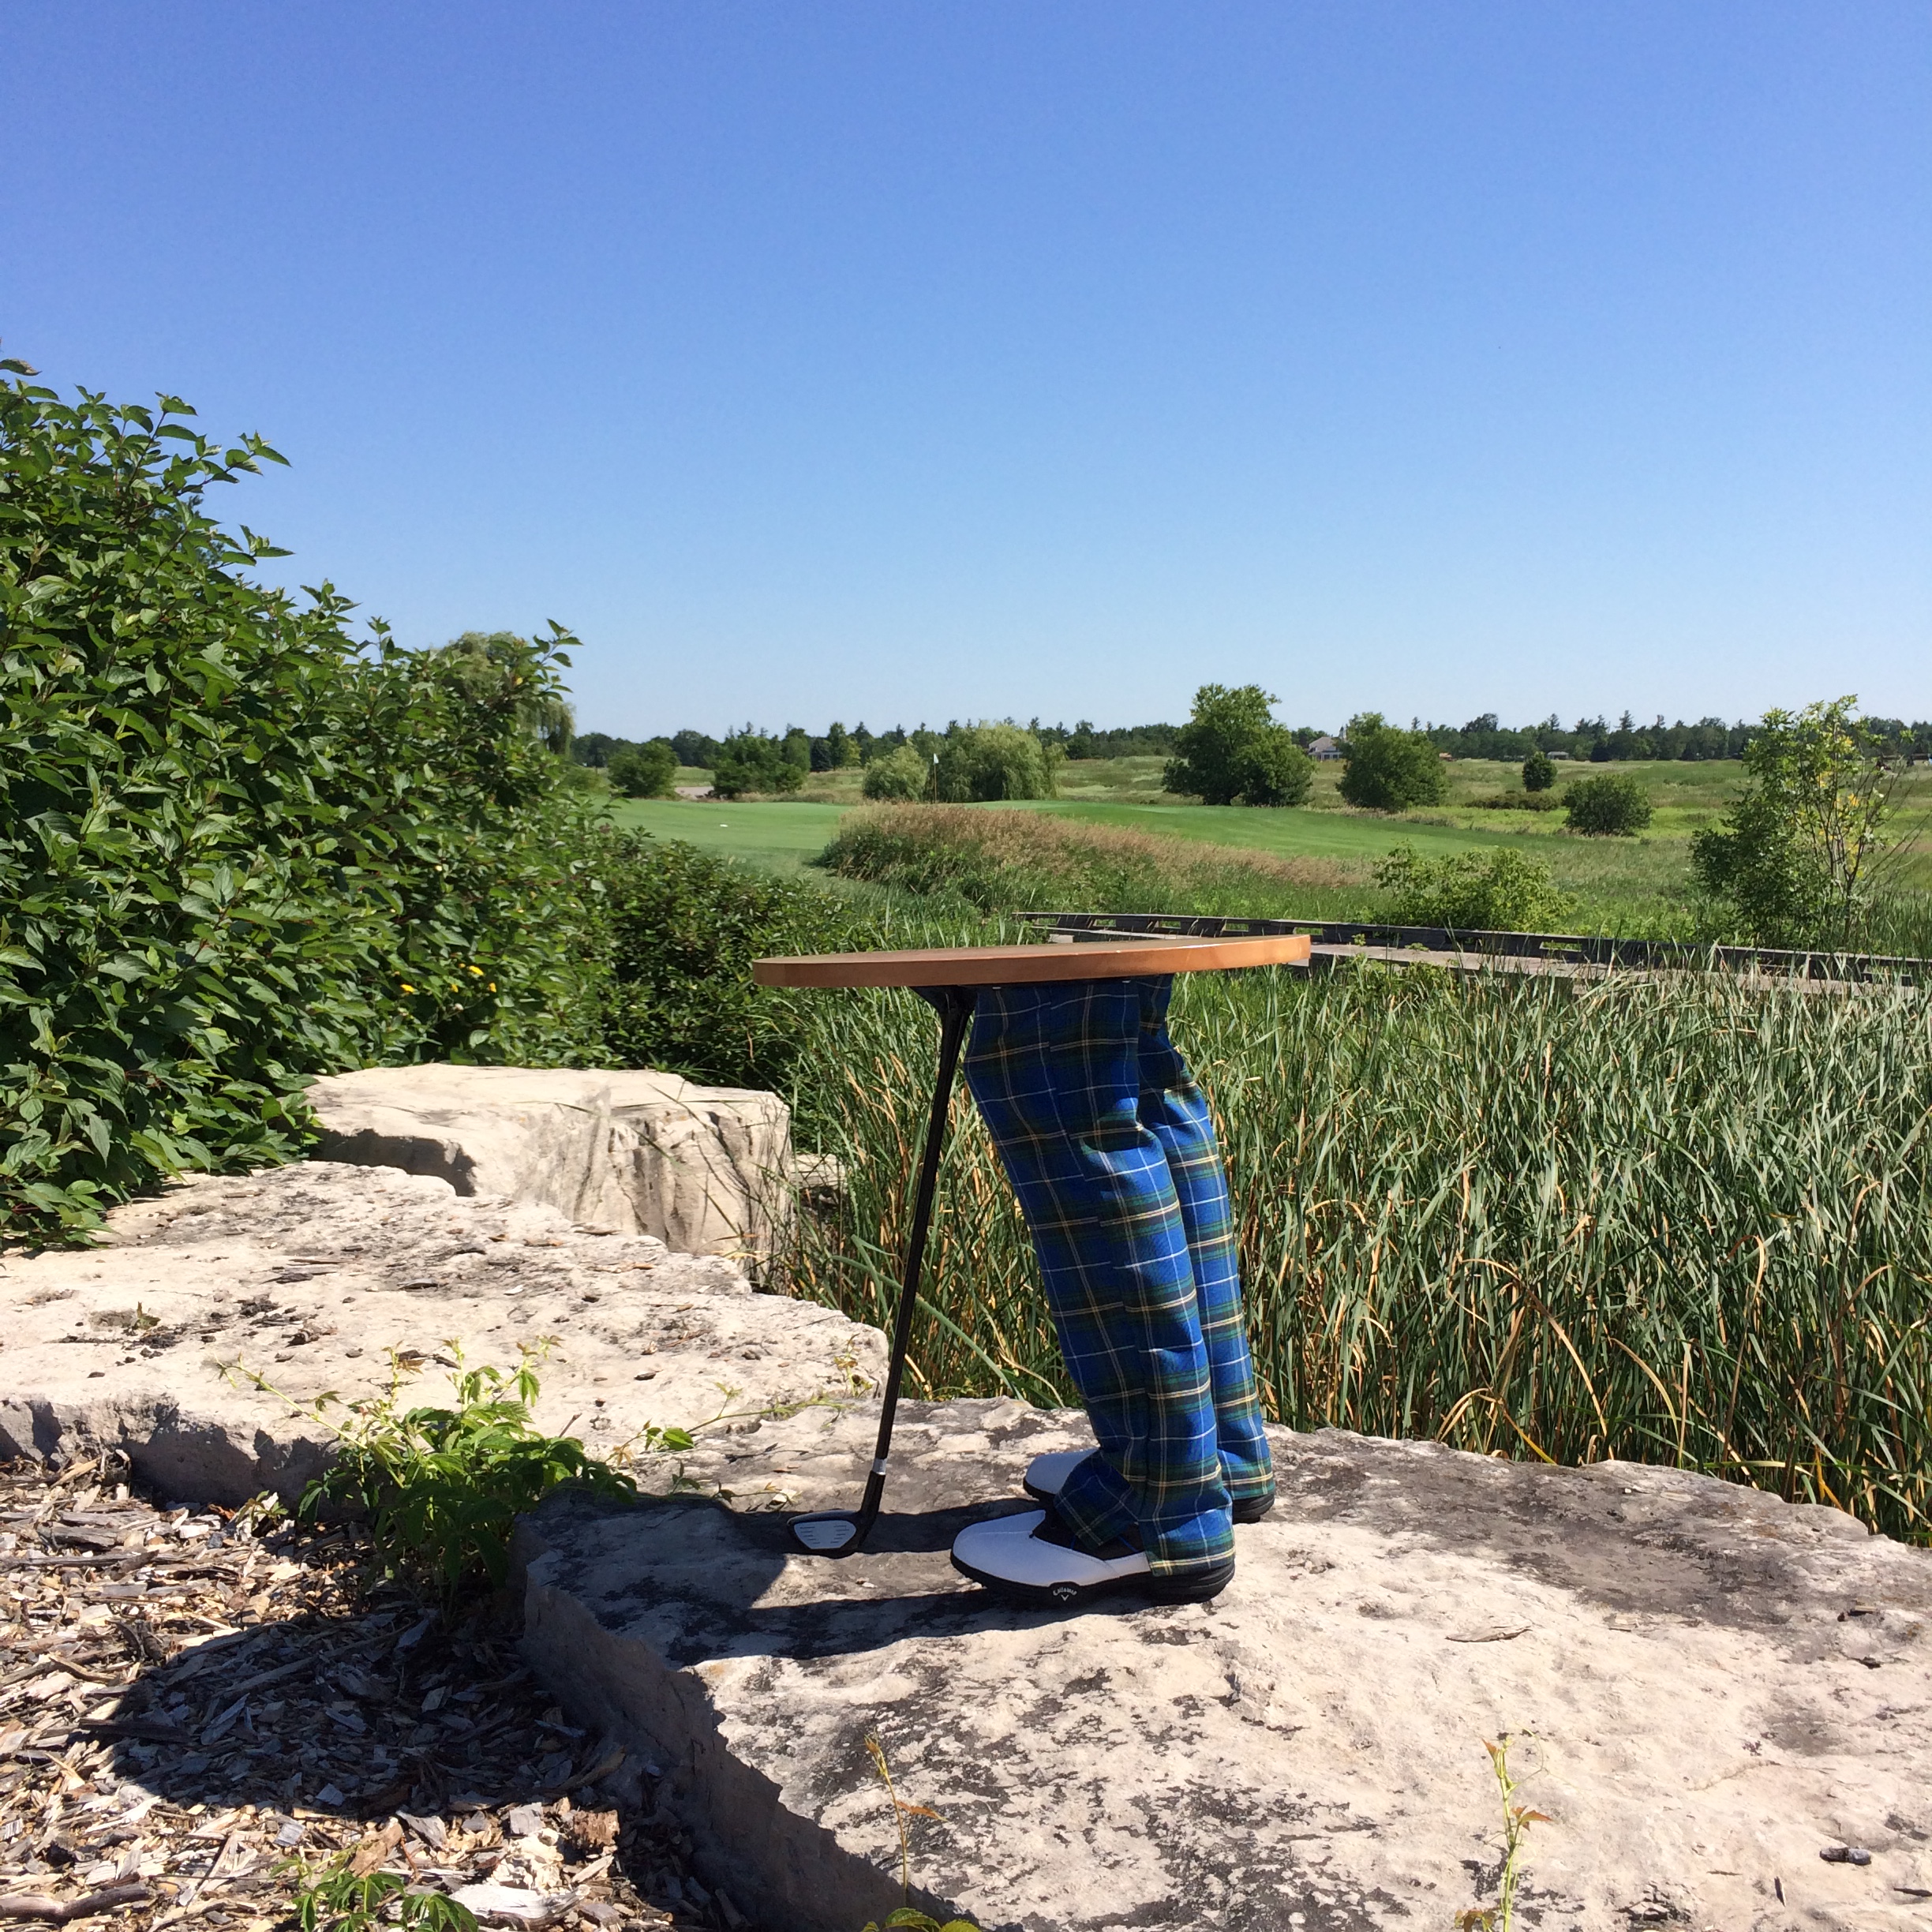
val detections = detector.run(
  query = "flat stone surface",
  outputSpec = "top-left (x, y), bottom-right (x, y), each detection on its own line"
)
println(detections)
top-left (306, 1064), bottom-right (796, 1261)
top-left (516, 1403), bottom-right (1932, 1932)
top-left (0, 1160), bottom-right (886, 1504)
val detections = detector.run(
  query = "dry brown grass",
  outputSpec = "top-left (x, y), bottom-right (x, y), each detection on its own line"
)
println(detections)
top-left (820, 806), bottom-right (1354, 915)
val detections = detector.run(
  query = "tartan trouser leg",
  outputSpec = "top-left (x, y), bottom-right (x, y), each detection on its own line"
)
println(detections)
top-left (962, 976), bottom-right (1232, 1579)
top-left (1133, 978), bottom-right (1274, 1511)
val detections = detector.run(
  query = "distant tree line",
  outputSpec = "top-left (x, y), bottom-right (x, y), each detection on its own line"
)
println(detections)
top-left (575, 716), bottom-right (1180, 779)
top-left (1422, 711), bottom-right (1932, 763)
top-left (575, 708), bottom-right (1932, 789)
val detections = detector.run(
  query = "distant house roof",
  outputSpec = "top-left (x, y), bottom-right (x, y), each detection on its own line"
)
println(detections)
top-left (1308, 735), bottom-right (1342, 759)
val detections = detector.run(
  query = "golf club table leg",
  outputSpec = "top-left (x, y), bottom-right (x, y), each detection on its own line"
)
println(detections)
top-left (790, 986), bottom-right (976, 1555)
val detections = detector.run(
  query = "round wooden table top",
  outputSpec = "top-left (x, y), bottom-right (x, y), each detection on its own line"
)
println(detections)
top-left (751, 932), bottom-right (1312, 989)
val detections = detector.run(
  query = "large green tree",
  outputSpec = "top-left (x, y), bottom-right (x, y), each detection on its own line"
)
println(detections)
top-left (934, 721), bottom-right (1058, 802)
top-left (711, 728), bottom-right (805, 798)
top-left (1163, 684), bottom-right (1312, 807)
top-left (1338, 713), bottom-right (1447, 811)
top-left (435, 630), bottom-right (575, 754)
top-left (0, 363), bottom-right (604, 1237)
top-left (861, 743), bottom-right (931, 801)
top-left (1692, 698), bottom-right (1900, 947)
top-left (608, 739), bottom-right (677, 798)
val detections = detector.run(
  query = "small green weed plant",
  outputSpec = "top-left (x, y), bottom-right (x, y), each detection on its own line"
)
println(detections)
top-left (241, 1342), bottom-right (653, 1599)
top-left (290, 1859), bottom-right (477, 1932)
top-left (1455, 1736), bottom-right (1548, 1931)
top-left (856, 1733), bottom-right (976, 1932)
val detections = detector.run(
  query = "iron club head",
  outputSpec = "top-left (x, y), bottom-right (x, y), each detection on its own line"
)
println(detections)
top-left (790, 1510), bottom-right (872, 1556)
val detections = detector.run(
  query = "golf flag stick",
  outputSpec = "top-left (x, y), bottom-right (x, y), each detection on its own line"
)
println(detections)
top-left (789, 985), bottom-right (976, 1556)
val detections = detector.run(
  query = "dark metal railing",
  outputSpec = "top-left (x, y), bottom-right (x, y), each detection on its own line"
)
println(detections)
top-left (1013, 910), bottom-right (1929, 987)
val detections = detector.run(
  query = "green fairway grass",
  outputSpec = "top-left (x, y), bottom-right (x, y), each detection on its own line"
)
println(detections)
top-left (609, 754), bottom-right (1932, 938)
top-left (608, 798), bottom-right (856, 876)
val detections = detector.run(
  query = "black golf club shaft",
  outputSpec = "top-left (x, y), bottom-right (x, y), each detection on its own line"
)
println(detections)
top-left (844, 985), bottom-right (975, 1537)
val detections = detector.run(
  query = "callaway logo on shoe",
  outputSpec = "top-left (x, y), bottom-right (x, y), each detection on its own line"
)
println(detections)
top-left (1021, 1448), bottom-right (1276, 1524)
top-left (950, 1505), bottom-right (1234, 1608)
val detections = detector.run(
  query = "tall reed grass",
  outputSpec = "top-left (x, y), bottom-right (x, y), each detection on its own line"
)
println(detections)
top-left (785, 949), bottom-right (1932, 1542)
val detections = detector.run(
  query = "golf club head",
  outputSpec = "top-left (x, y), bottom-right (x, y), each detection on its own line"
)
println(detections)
top-left (790, 1510), bottom-right (871, 1556)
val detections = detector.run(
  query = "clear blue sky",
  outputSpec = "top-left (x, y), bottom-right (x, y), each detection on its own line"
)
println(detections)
top-left (5, 4), bottom-right (1926, 738)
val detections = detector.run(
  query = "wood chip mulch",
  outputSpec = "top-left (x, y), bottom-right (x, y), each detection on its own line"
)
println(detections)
top-left (0, 1455), bottom-right (749, 1932)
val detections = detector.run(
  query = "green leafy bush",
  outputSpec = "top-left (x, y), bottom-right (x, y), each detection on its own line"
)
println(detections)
top-left (862, 743), bottom-right (933, 802)
top-left (1690, 697), bottom-right (1901, 947)
top-left (0, 365), bottom-right (605, 1238)
top-left (1338, 713), bottom-right (1448, 811)
top-left (1522, 749), bottom-right (1556, 792)
top-left (713, 728), bottom-right (805, 798)
top-left (1162, 683), bottom-right (1309, 807)
top-left (608, 739), bottom-right (678, 798)
top-left (1372, 845), bottom-right (1575, 931)
top-left (286, 1345), bottom-right (650, 1600)
top-left (598, 833), bottom-right (859, 1090)
top-left (1227, 730), bottom-right (1313, 807)
top-left (934, 722), bottom-right (1058, 802)
top-left (1470, 791), bottom-right (1561, 813)
top-left (1563, 773), bottom-right (1653, 836)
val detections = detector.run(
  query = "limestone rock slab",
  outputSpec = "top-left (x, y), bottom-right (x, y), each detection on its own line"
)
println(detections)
top-left (516, 1404), bottom-right (1932, 1932)
top-left (305, 1065), bottom-right (796, 1260)
top-left (0, 1161), bottom-right (886, 1504)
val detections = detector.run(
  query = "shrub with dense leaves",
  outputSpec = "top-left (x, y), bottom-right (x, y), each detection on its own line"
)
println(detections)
top-left (1563, 773), bottom-right (1653, 837)
top-left (711, 728), bottom-right (804, 798)
top-left (0, 365), bottom-right (605, 1237)
top-left (597, 833), bottom-right (859, 1091)
top-left (1162, 683), bottom-right (1310, 807)
top-left (1690, 698), bottom-right (1900, 949)
top-left (862, 743), bottom-right (933, 801)
top-left (1372, 844), bottom-right (1575, 932)
top-left (1338, 713), bottom-right (1447, 811)
top-left (1522, 749), bottom-right (1556, 792)
top-left (287, 1345), bottom-right (648, 1600)
top-left (934, 721), bottom-right (1058, 802)
top-left (608, 738), bottom-right (677, 798)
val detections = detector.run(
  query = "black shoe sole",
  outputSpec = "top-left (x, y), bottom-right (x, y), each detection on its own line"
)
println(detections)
top-left (1020, 1480), bottom-right (1275, 1526)
top-left (951, 1549), bottom-right (1236, 1609)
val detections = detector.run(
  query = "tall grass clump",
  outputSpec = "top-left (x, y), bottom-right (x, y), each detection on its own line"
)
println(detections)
top-left (787, 956), bottom-right (1932, 1542)
top-left (817, 805), bottom-right (1364, 920)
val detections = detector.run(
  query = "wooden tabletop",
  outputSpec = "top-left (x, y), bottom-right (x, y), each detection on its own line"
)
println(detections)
top-left (752, 933), bottom-right (1312, 989)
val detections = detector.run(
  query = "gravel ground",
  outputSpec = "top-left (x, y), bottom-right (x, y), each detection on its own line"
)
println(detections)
top-left (0, 1451), bottom-right (744, 1932)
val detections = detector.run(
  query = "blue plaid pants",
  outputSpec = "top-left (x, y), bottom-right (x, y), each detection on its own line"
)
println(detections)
top-left (963, 975), bottom-right (1272, 1578)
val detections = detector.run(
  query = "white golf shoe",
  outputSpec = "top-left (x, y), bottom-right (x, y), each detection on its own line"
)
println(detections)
top-left (1022, 1448), bottom-right (1276, 1524)
top-left (950, 1507), bottom-right (1234, 1608)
